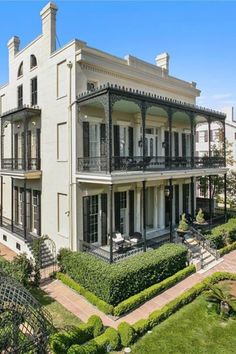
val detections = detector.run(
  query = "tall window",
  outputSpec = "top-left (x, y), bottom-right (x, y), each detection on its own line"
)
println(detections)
top-left (89, 124), bottom-right (99, 157)
top-left (17, 62), bottom-right (23, 78)
top-left (120, 127), bottom-right (127, 156)
top-left (17, 84), bottom-right (23, 108)
top-left (89, 196), bottom-right (99, 243)
top-left (119, 192), bottom-right (127, 234)
top-left (30, 54), bottom-right (37, 69)
top-left (31, 77), bottom-right (37, 106)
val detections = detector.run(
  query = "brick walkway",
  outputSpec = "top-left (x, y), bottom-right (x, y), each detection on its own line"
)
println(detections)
top-left (41, 251), bottom-right (236, 328)
top-left (0, 242), bottom-right (17, 261)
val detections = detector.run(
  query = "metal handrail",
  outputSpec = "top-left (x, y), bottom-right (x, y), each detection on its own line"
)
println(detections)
top-left (190, 225), bottom-right (220, 260)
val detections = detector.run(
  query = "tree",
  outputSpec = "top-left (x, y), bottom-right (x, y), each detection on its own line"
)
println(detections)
top-left (205, 284), bottom-right (236, 318)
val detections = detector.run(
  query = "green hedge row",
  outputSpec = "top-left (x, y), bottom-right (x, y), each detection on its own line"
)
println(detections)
top-left (113, 265), bottom-right (195, 316)
top-left (219, 241), bottom-right (236, 256)
top-left (58, 244), bottom-right (188, 306)
top-left (56, 273), bottom-right (113, 315)
top-left (50, 315), bottom-right (103, 354)
top-left (0, 253), bottom-right (33, 287)
top-left (207, 218), bottom-right (236, 249)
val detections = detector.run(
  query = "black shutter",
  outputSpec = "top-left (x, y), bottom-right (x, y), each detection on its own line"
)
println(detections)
top-left (27, 131), bottom-right (31, 169)
top-left (129, 190), bottom-right (134, 236)
top-left (21, 132), bottom-right (25, 169)
top-left (182, 133), bottom-right (186, 157)
top-left (14, 187), bottom-right (18, 224)
top-left (36, 129), bottom-right (41, 169)
top-left (101, 194), bottom-right (107, 246)
top-left (174, 132), bottom-right (179, 157)
top-left (114, 192), bottom-right (120, 232)
top-left (14, 133), bottom-right (18, 162)
top-left (128, 127), bottom-right (134, 157)
top-left (100, 124), bottom-right (106, 157)
top-left (83, 196), bottom-right (90, 243)
top-left (26, 189), bottom-right (31, 230)
top-left (83, 122), bottom-right (89, 158)
top-left (164, 131), bottom-right (169, 157)
top-left (113, 125), bottom-right (120, 157)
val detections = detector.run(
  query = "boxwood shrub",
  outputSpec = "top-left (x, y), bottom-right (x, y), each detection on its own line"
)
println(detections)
top-left (219, 241), bottom-right (236, 256)
top-left (118, 322), bottom-right (136, 347)
top-left (58, 243), bottom-right (188, 306)
top-left (207, 218), bottom-right (236, 249)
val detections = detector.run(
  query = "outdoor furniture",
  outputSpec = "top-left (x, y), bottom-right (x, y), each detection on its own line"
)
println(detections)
top-left (129, 232), bottom-right (143, 246)
top-left (112, 232), bottom-right (125, 251)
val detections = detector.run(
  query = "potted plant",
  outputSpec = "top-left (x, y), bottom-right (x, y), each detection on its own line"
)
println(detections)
top-left (176, 213), bottom-right (189, 239)
top-left (194, 208), bottom-right (208, 229)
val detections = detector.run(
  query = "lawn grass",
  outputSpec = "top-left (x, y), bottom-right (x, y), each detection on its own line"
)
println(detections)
top-left (132, 295), bottom-right (236, 354)
top-left (30, 287), bottom-right (82, 329)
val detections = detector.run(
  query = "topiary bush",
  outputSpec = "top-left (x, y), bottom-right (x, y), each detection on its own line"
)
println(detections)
top-left (58, 243), bottom-right (188, 306)
top-left (94, 327), bottom-right (121, 352)
top-left (68, 341), bottom-right (98, 354)
top-left (118, 322), bottom-right (136, 347)
top-left (196, 208), bottom-right (205, 224)
top-left (177, 213), bottom-right (189, 232)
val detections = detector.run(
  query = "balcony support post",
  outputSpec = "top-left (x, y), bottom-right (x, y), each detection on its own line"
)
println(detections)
top-left (141, 102), bottom-right (146, 171)
top-left (168, 108), bottom-right (172, 169)
top-left (23, 180), bottom-right (27, 240)
top-left (169, 179), bottom-right (173, 242)
top-left (190, 113), bottom-right (195, 168)
top-left (190, 176), bottom-right (195, 218)
top-left (209, 175), bottom-right (212, 225)
top-left (11, 177), bottom-right (14, 232)
top-left (208, 118), bottom-right (211, 158)
top-left (224, 173), bottom-right (227, 222)
top-left (0, 176), bottom-right (3, 226)
top-left (109, 184), bottom-right (113, 264)
top-left (142, 180), bottom-right (147, 252)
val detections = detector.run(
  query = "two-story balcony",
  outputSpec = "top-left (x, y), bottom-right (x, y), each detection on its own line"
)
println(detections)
top-left (0, 105), bottom-right (41, 179)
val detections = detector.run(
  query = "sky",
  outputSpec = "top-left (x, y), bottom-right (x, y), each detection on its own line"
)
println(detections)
top-left (0, 0), bottom-right (236, 112)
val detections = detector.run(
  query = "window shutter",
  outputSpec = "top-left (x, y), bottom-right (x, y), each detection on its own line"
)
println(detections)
top-left (129, 190), bottom-right (134, 236)
top-left (14, 187), bottom-right (18, 224)
top-left (114, 192), bottom-right (120, 232)
top-left (83, 196), bottom-right (90, 243)
top-left (196, 131), bottom-right (199, 143)
top-left (36, 129), bottom-right (41, 169)
top-left (182, 133), bottom-right (186, 157)
top-left (27, 131), bottom-right (31, 169)
top-left (83, 122), bottom-right (90, 158)
top-left (101, 194), bottom-right (107, 246)
top-left (113, 125), bottom-right (120, 157)
top-left (174, 132), bottom-right (179, 157)
top-left (26, 189), bottom-right (32, 230)
top-left (128, 127), bottom-right (134, 157)
top-left (164, 131), bottom-right (169, 157)
top-left (100, 124), bottom-right (106, 157)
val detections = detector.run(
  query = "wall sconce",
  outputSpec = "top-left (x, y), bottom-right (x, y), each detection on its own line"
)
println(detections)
top-left (138, 139), bottom-right (143, 148)
top-left (32, 121), bottom-right (36, 126)
top-left (164, 185), bottom-right (173, 199)
top-left (17, 124), bottom-right (21, 129)
top-left (4, 122), bottom-right (9, 129)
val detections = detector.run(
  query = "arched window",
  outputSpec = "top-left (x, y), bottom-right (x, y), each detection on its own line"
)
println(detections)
top-left (17, 62), bottom-right (23, 78)
top-left (30, 54), bottom-right (37, 69)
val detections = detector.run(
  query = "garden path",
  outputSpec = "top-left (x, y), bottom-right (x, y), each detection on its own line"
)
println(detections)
top-left (41, 251), bottom-right (236, 328)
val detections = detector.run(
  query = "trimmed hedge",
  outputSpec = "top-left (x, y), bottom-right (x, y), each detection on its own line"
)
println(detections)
top-left (113, 265), bottom-right (195, 316)
top-left (207, 218), bottom-right (236, 249)
top-left (0, 253), bottom-right (33, 287)
top-left (132, 271), bottom-right (236, 336)
top-left (56, 273), bottom-right (113, 315)
top-left (118, 322), bottom-right (136, 347)
top-left (58, 243), bottom-right (188, 306)
top-left (219, 241), bottom-right (236, 256)
top-left (50, 315), bottom-right (103, 354)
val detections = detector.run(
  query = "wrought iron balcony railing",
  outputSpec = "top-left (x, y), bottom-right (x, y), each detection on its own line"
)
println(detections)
top-left (77, 156), bottom-right (225, 173)
top-left (1, 158), bottom-right (41, 171)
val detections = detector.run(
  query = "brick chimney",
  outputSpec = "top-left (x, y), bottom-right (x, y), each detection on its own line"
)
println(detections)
top-left (40, 2), bottom-right (58, 54)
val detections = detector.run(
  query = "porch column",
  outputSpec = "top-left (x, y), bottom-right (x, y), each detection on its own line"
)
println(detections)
top-left (24, 180), bottom-right (27, 239)
top-left (142, 180), bottom-right (147, 252)
top-left (11, 177), bottom-right (14, 232)
top-left (168, 108), bottom-right (172, 168)
top-left (190, 113), bottom-right (195, 168)
top-left (159, 186), bottom-right (165, 229)
top-left (153, 186), bottom-right (158, 229)
top-left (224, 173), bottom-right (227, 222)
top-left (109, 184), bottom-right (113, 263)
top-left (209, 175), bottom-right (212, 225)
top-left (208, 118), bottom-right (211, 158)
top-left (141, 102), bottom-right (146, 171)
top-left (190, 176), bottom-right (195, 217)
top-left (169, 179), bottom-right (173, 242)
top-left (135, 186), bottom-right (141, 232)
top-left (0, 176), bottom-right (3, 226)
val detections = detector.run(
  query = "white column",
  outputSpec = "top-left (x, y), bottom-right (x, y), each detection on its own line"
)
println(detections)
top-left (153, 186), bottom-right (158, 229)
top-left (179, 183), bottom-right (183, 215)
top-left (135, 187), bottom-right (141, 232)
top-left (159, 186), bottom-right (165, 229)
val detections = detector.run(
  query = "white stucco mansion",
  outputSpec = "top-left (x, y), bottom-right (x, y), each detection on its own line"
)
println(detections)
top-left (0, 2), bottom-right (227, 262)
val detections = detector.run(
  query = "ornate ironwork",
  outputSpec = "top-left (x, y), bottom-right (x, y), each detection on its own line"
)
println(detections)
top-left (1, 158), bottom-right (41, 171)
top-left (0, 273), bottom-right (53, 353)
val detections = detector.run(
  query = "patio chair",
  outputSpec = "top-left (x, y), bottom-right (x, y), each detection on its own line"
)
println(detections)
top-left (111, 232), bottom-right (125, 251)
top-left (129, 232), bottom-right (143, 246)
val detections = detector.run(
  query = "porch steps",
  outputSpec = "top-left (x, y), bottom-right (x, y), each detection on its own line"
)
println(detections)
top-left (184, 234), bottom-right (217, 270)
top-left (26, 239), bottom-right (56, 269)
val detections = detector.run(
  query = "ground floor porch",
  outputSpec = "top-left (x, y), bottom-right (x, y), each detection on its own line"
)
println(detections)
top-left (77, 174), bottom-right (227, 262)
